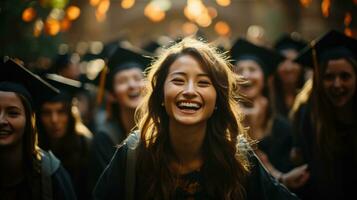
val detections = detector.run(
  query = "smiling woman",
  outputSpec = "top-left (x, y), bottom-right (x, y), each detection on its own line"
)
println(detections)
top-left (93, 38), bottom-right (298, 200)
top-left (0, 59), bottom-right (76, 200)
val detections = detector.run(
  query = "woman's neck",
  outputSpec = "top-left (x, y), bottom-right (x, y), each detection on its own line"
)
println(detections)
top-left (169, 121), bottom-right (206, 174)
top-left (119, 107), bottom-right (136, 135)
top-left (0, 144), bottom-right (25, 186)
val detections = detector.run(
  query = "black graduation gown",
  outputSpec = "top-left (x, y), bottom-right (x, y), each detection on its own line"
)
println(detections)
top-left (93, 142), bottom-right (298, 200)
top-left (293, 103), bottom-right (357, 199)
top-left (88, 119), bottom-right (126, 192)
top-left (258, 115), bottom-right (294, 173)
top-left (0, 150), bottom-right (77, 200)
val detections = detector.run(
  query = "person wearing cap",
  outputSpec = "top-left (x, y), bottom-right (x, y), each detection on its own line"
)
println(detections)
top-left (93, 37), bottom-right (298, 200)
top-left (0, 59), bottom-right (76, 199)
top-left (291, 30), bottom-right (357, 199)
top-left (272, 33), bottom-right (308, 118)
top-left (36, 74), bottom-right (93, 200)
top-left (230, 39), bottom-right (310, 190)
top-left (88, 45), bottom-right (150, 192)
top-left (51, 53), bottom-right (81, 81)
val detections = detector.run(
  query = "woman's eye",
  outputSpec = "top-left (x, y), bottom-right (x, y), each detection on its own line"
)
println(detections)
top-left (324, 74), bottom-right (334, 81)
top-left (172, 79), bottom-right (184, 85)
top-left (198, 80), bottom-right (211, 87)
top-left (8, 111), bottom-right (20, 117)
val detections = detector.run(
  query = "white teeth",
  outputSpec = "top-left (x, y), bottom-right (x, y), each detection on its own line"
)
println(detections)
top-left (178, 102), bottom-right (200, 108)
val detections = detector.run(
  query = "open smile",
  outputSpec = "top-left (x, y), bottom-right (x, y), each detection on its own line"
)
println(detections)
top-left (176, 100), bottom-right (202, 113)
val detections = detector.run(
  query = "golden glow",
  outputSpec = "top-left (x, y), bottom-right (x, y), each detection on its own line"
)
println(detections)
top-left (121, 0), bottom-right (135, 9)
top-left (61, 17), bottom-right (71, 31)
top-left (97, 0), bottom-right (110, 14)
top-left (66, 6), bottom-right (81, 20)
top-left (196, 13), bottom-right (211, 27)
top-left (89, 0), bottom-right (101, 7)
top-left (344, 12), bottom-right (352, 26)
top-left (321, 0), bottom-right (330, 17)
top-left (182, 22), bottom-right (198, 35)
top-left (22, 7), bottom-right (36, 22)
top-left (216, 0), bottom-right (231, 7)
top-left (45, 18), bottom-right (61, 36)
top-left (354, 0), bottom-right (357, 5)
top-left (95, 10), bottom-right (107, 22)
top-left (33, 19), bottom-right (44, 37)
top-left (144, 2), bottom-right (166, 22)
top-left (300, 0), bottom-right (312, 8)
top-left (344, 28), bottom-right (353, 37)
top-left (215, 21), bottom-right (230, 36)
top-left (208, 7), bottom-right (218, 19)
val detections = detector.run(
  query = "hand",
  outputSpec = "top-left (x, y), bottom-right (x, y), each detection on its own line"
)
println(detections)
top-left (281, 164), bottom-right (310, 189)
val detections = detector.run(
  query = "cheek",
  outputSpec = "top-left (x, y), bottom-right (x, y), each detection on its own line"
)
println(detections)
top-left (114, 85), bottom-right (128, 101)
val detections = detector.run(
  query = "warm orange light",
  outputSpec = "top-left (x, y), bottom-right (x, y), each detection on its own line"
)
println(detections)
top-left (95, 10), bottom-right (107, 22)
top-left (121, 0), bottom-right (135, 9)
top-left (144, 3), bottom-right (165, 22)
top-left (33, 19), bottom-right (43, 37)
top-left (216, 0), bottom-right (231, 7)
top-left (182, 22), bottom-right (198, 35)
top-left (45, 18), bottom-right (61, 36)
top-left (97, 0), bottom-right (110, 14)
top-left (196, 13), bottom-right (211, 27)
top-left (215, 21), bottom-right (230, 36)
top-left (208, 7), bottom-right (218, 19)
top-left (354, 0), bottom-right (357, 5)
top-left (344, 28), bottom-right (353, 37)
top-left (89, 0), bottom-right (101, 7)
top-left (321, 0), bottom-right (330, 18)
top-left (22, 7), bottom-right (36, 22)
top-left (300, 0), bottom-right (312, 8)
top-left (61, 17), bottom-right (72, 31)
top-left (344, 12), bottom-right (352, 26)
top-left (66, 6), bottom-right (81, 20)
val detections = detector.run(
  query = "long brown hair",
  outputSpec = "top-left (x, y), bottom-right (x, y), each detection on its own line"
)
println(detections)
top-left (16, 94), bottom-right (41, 169)
top-left (135, 38), bottom-right (250, 199)
top-left (312, 57), bottom-right (357, 161)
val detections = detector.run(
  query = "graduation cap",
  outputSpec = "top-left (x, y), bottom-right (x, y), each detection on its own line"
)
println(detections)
top-left (294, 30), bottom-right (357, 68)
top-left (0, 59), bottom-right (59, 110)
top-left (230, 38), bottom-right (285, 76)
top-left (42, 73), bottom-right (83, 103)
top-left (274, 33), bottom-right (307, 52)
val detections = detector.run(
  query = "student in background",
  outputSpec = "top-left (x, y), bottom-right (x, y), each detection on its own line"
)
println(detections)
top-left (37, 74), bottom-right (93, 200)
top-left (88, 45), bottom-right (151, 192)
top-left (0, 58), bottom-right (76, 200)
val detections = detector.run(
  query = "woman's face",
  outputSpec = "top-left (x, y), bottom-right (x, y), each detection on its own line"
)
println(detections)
top-left (163, 55), bottom-right (217, 126)
top-left (235, 60), bottom-right (264, 99)
top-left (0, 91), bottom-right (26, 147)
top-left (323, 58), bottom-right (356, 107)
top-left (112, 68), bottom-right (145, 109)
top-left (277, 49), bottom-right (302, 86)
top-left (40, 102), bottom-right (68, 139)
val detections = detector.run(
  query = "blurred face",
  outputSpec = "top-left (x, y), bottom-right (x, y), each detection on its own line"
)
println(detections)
top-left (112, 68), bottom-right (145, 109)
top-left (323, 58), bottom-right (356, 107)
top-left (0, 91), bottom-right (26, 147)
top-left (235, 60), bottom-right (264, 99)
top-left (164, 55), bottom-right (217, 126)
top-left (40, 102), bottom-right (68, 139)
top-left (277, 49), bottom-right (302, 85)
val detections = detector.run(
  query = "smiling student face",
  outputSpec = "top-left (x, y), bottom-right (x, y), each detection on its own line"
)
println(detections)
top-left (0, 91), bottom-right (26, 148)
top-left (163, 55), bottom-right (217, 127)
top-left (322, 58), bottom-right (356, 108)
top-left (112, 67), bottom-right (145, 109)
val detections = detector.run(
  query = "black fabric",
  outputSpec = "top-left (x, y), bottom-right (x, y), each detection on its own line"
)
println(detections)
top-left (88, 119), bottom-right (126, 192)
top-left (93, 137), bottom-right (298, 200)
top-left (258, 115), bottom-right (294, 173)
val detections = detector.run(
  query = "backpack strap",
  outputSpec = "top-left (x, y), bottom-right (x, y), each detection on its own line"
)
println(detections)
top-left (40, 150), bottom-right (61, 200)
top-left (124, 131), bottom-right (140, 200)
